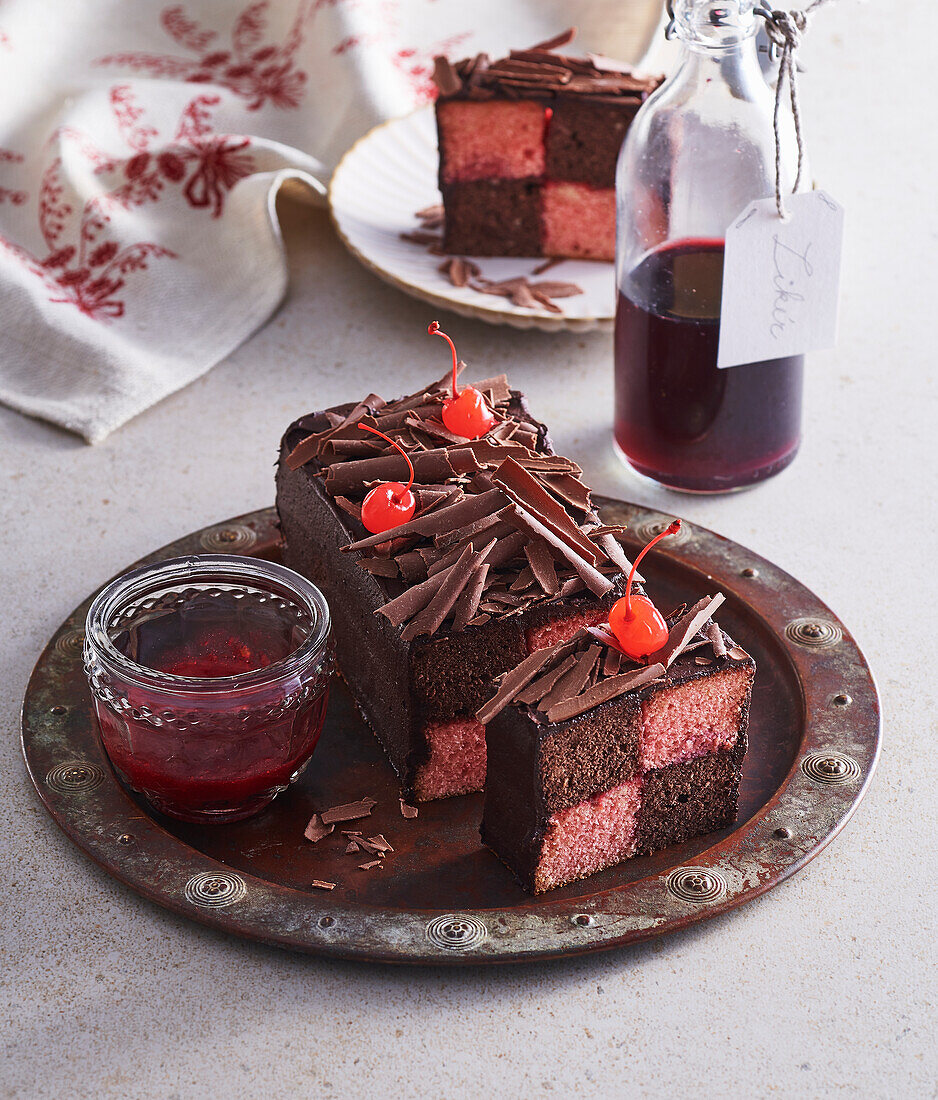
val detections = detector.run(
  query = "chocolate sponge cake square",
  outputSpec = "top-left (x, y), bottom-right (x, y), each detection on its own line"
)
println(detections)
top-left (478, 597), bottom-right (755, 892)
top-left (276, 370), bottom-right (638, 802)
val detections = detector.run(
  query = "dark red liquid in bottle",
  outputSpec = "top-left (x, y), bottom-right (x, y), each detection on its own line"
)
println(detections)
top-left (614, 239), bottom-right (803, 492)
top-left (95, 591), bottom-right (330, 823)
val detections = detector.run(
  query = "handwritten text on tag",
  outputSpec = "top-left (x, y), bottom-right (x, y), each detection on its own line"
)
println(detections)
top-left (717, 191), bottom-right (844, 370)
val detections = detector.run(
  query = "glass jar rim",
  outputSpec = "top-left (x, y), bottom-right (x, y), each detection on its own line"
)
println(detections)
top-left (84, 554), bottom-right (331, 694)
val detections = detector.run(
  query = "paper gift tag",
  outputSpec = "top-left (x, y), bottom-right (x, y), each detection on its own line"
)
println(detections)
top-left (717, 190), bottom-right (844, 370)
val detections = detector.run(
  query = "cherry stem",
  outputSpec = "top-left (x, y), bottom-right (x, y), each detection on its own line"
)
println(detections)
top-left (428, 320), bottom-right (459, 400)
top-left (624, 521), bottom-right (682, 620)
top-left (357, 422), bottom-right (414, 500)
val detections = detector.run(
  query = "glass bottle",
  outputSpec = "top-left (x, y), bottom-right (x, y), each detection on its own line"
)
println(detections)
top-left (614, 0), bottom-right (807, 492)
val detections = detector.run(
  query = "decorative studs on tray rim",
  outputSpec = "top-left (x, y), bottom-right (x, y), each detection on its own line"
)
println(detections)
top-left (425, 914), bottom-right (487, 951)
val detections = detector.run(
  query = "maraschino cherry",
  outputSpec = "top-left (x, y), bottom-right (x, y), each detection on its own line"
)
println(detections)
top-left (608, 521), bottom-right (682, 662)
top-left (428, 320), bottom-right (496, 440)
top-left (357, 422), bottom-right (417, 534)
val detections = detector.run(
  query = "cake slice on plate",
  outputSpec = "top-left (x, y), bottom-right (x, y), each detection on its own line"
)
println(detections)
top-left (476, 597), bottom-right (755, 893)
top-left (432, 28), bottom-right (662, 260)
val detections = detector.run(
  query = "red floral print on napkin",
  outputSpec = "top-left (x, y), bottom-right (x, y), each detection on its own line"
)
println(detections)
top-left (95, 1), bottom-right (318, 111)
top-left (0, 87), bottom-right (255, 322)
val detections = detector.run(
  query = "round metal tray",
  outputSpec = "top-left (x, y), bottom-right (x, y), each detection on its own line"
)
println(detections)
top-left (21, 501), bottom-right (880, 964)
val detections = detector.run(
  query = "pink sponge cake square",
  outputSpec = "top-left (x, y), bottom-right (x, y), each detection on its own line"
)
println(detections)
top-left (541, 181), bottom-right (616, 261)
top-left (478, 596), bottom-right (755, 893)
top-left (437, 100), bottom-right (546, 184)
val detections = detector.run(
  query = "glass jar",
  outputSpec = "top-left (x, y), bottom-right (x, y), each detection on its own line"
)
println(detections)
top-left (614, 0), bottom-right (807, 492)
top-left (84, 555), bottom-right (333, 823)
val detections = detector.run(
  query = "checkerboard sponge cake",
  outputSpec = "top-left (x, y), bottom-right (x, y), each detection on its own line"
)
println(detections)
top-left (432, 29), bottom-right (661, 260)
top-left (276, 369), bottom-right (640, 802)
top-left (477, 597), bottom-right (755, 892)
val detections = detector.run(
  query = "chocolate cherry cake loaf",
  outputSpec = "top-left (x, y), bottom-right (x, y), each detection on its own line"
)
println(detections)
top-left (477, 595), bottom-right (756, 893)
top-left (433, 28), bottom-right (661, 260)
top-left (276, 358), bottom-right (639, 802)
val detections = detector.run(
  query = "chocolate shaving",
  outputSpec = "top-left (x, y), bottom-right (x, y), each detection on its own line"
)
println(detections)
top-left (537, 472), bottom-right (592, 513)
top-left (476, 642), bottom-right (567, 724)
top-left (472, 375), bottom-right (512, 405)
top-left (401, 540), bottom-right (494, 641)
top-left (417, 203), bottom-right (444, 221)
top-left (327, 446), bottom-right (476, 497)
top-left (319, 797), bottom-right (377, 826)
top-left (400, 800), bottom-right (418, 819)
top-left (586, 624), bottom-right (623, 651)
top-left (652, 594), bottom-right (726, 669)
top-left (345, 841), bottom-right (361, 853)
top-left (310, 880), bottom-right (336, 891)
top-left (367, 835), bottom-right (394, 853)
top-left (695, 656), bottom-right (713, 665)
top-left (532, 257), bottom-right (561, 275)
top-left (398, 229), bottom-right (442, 245)
top-left (503, 503), bottom-right (613, 597)
top-left (344, 489), bottom-right (507, 551)
top-left (538, 645), bottom-right (601, 711)
top-left (545, 663), bottom-right (666, 723)
top-left (432, 54), bottom-right (462, 96)
top-left (358, 860), bottom-right (383, 871)
top-left (360, 558), bottom-right (399, 578)
top-left (493, 458), bottom-right (602, 564)
top-left (529, 27), bottom-right (577, 51)
top-left (378, 570), bottom-right (449, 627)
top-left (515, 652), bottom-right (578, 704)
top-left (303, 814), bottom-right (334, 843)
top-left (727, 645), bottom-right (750, 661)
top-left (706, 620), bottom-right (727, 658)
top-left (439, 256), bottom-right (481, 288)
top-left (594, 531), bottom-right (633, 575)
top-left (603, 646), bottom-right (622, 676)
top-left (531, 280), bottom-right (583, 298)
top-left (451, 561), bottom-right (490, 632)
top-left (524, 539), bottom-right (559, 594)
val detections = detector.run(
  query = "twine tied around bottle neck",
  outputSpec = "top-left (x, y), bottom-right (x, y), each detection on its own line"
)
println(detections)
top-left (755, 1), bottom-right (831, 219)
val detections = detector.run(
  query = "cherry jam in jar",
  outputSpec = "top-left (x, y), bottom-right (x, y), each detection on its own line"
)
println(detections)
top-left (614, 241), bottom-right (804, 493)
top-left (84, 555), bottom-right (333, 823)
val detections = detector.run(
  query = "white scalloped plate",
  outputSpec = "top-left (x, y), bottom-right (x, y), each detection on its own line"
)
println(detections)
top-left (328, 106), bottom-right (616, 333)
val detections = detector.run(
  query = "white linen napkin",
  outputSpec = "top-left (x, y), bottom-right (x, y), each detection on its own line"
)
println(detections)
top-left (0, 0), bottom-right (659, 442)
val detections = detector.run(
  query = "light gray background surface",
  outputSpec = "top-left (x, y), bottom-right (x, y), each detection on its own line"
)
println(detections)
top-left (2, 4), bottom-right (935, 1098)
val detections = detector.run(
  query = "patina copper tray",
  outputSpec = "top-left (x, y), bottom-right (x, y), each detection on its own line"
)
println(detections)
top-left (21, 501), bottom-right (880, 964)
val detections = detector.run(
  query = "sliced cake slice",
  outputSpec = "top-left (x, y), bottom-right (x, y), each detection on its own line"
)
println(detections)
top-left (433, 29), bottom-right (661, 260)
top-left (477, 597), bottom-right (755, 893)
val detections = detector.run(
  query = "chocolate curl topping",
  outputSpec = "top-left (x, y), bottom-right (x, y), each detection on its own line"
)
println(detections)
top-left (432, 54), bottom-right (462, 96)
top-left (377, 570), bottom-right (449, 627)
top-left (492, 457), bottom-right (602, 565)
top-left (515, 652), bottom-right (579, 705)
top-left (502, 503), bottom-right (614, 597)
top-left (544, 663), bottom-right (666, 723)
top-left (706, 620), bottom-right (727, 658)
top-left (529, 27), bottom-right (577, 52)
top-left (343, 489), bottom-right (508, 552)
top-left (285, 397), bottom-right (385, 469)
top-left (594, 531), bottom-right (634, 577)
top-left (401, 539), bottom-right (495, 642)
top-left (476, 638), bottom-right (577, 725)
top-left (451, 561), bottom-right (490, 632)
top-left (652, 594), bottom-right (726, 668)
top-left (524, 540), bottom-right (559, 595)
top-left (325, 446), bottom-right (478, 496)
top-left (537, 644), bottom-right (602, 712)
